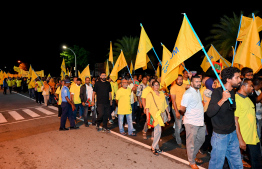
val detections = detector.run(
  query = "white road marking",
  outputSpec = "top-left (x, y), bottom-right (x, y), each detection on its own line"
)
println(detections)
top-left (0, 113), bottom-right (7, 123)
top-left (22, 109), bottom-right (40, 118)
top-left (48, 106), bottom-right (58, 111)
top-left (110, 131), bottom-right (206, 169)
top-left (35, 108), bottom-right (55, 115)
top-left (0, 114), bottom-right (57, 126)
top-left (8, 111), bottom-right (24, 120)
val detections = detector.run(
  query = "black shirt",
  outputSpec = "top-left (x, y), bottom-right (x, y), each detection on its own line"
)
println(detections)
top-left (93, 81), bottom-right (112, 104)
top-left (206, 87), bottom-right (236, 134)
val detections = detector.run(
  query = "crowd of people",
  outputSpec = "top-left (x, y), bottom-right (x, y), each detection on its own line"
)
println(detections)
top-left (1, 66), bottom-right (262, 169)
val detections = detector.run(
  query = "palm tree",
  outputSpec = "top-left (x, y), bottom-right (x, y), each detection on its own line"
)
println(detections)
top-left (205, 11), bottom-right (260, 59)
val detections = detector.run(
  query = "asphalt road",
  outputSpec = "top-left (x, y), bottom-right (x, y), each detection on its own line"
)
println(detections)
top-left (0, 89), bottom-right (210, 169)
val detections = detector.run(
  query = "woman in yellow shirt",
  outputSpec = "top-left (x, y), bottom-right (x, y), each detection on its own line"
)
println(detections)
top-left (145, 81), bottom-right (171, 156)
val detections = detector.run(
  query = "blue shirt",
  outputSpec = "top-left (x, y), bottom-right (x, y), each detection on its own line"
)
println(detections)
top-left (61, 86), bottom-right (70, 102)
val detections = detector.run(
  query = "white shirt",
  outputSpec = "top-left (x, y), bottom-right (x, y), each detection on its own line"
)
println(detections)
top-left (85, 84), bottom-right (93, 101)
top-left (181, 86), bottom-right (204, 126)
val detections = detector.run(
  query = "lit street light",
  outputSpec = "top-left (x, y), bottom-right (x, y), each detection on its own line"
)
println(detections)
top-left (62, 45), bottom-right (77, 76)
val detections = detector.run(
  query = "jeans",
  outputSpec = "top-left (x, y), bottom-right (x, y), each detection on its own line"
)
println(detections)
top-left (109, 100), bottom-right (116, 120)
top-left (118, 114), bottom-right (133, 135)
top-left (172, 109), bottom-right (183, 145)
top-left (208, 130), bottom-right (243, 169)
top-left (73, 104), bottom-right (84, 119)
top-left (246, 142), bottom-right (262, 169)
top-left (29, 88), bottom-right (35, 98)
top-left (184, 124), bottom-right (206, 165)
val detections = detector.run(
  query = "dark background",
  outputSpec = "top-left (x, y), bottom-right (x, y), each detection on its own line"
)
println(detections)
top-left (0, 2), bottom-right (258, 76)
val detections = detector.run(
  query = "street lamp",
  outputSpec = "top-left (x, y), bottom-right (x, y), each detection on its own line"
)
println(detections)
top-left (62, 45), bottom-right (77, 76)
top-left (18, 60), bottom-right (21, 63)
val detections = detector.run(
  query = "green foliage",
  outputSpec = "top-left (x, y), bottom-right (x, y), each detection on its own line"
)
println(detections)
top-left (205, 11), bottom-right (260, 59)
top-left (60, 45), bottom-right (91, 72)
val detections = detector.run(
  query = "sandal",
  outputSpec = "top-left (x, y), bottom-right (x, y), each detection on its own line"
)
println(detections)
top-left (195, 158), bottom-right (203, 163)
top-left (129, 132), bottom-right (136, 136)
top-left (120, 132), bottom-right (127, 136)
top-left (156, 149), bottom-right (163, 153)
top-left (151, 148), bottom-right (159, 156)
top-left (142, 131), bottom-right (147, 140)
top-left (242, 160), bottom-right (251, 168)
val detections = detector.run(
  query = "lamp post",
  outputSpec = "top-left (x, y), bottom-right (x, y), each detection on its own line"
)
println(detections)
top-left (62, 45), bottom-right (77, 76)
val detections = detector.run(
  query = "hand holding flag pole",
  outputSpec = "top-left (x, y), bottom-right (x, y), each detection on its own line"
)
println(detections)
top-left (183, 13), bottom-right (233, 104)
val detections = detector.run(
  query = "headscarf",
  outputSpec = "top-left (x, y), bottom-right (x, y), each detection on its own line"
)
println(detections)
top-left (48, 78), bottom-right (55, 87)
top-left (205, 78), bottom-right (215, 91)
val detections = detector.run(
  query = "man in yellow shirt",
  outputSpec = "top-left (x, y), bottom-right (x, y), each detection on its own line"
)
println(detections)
top-left (55, 80), bottom-right (64, 117)
top-left (7, 78), bottom-right (13, 94)
top-left (36, 79), bottom-right (43, 104)
top-left (182, 70), bottom-right (192, 85)
top-left (70, 78), bottom-right (83, 120)
top-left (27, 78), bottom-right (34, 98)
top-left (116, 78), bottom-right (136, 136)
top-left (170, 75), bottom-right (187, 148)
top-left (235, 79), bottom-right (262, 168)
top-left (16, 78), bottom-right (22, 93)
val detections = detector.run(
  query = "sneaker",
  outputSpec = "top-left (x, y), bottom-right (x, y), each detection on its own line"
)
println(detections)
top-left (101, 128), bottom-right (110, 133)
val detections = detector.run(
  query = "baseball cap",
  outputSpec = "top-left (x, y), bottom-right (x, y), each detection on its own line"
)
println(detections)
top-left (65, 79), bottom-right (71, 84)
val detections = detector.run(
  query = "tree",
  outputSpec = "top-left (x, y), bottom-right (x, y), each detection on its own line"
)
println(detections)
top-left (205, 11), bottom-right (260, 58)
top-left (60, 45), bottom-right (91, 72)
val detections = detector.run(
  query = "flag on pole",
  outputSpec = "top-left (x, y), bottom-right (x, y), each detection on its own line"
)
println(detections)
top-left (156, 65), bottom-right (160, 78)
top-left (29, 69), bottom-right (38, 87)
top-left (164, 15), bottom-right (202, 87)
top-left (28, 65), bottom-right (32, 79)
top-left (61, 71), bottom-right (65, 80)
top-left (110, 50), bottom-right (127, 82)
top-left (212, 61), bottom-right (222, 73)
top-left (200, 45), bottom-right (221, 72)
top-left (134, 26), bottom-right (153, 70)
top-left (47, 74), bottom-right (51, 78)
top-left (80, 65), bottom-right (91, 83)
top-left (61, 58), bottom-right (66, 73)
top-left (13, 66), bottom-right (20, 73)
top-left (237, 16), bottom-right (262, 41)
top-left (78, 70), bottom-right (81, 77)
top-left (109, 41), bottom-right (114, 65)
top-left (234, 17), bottom-right (262, 73)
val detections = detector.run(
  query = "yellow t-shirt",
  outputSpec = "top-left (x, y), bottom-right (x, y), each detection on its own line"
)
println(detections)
top-left (146, 91), bottom-right (168, 127)
top-left (70, 84), bottom-right (81, 104)
top-left (27, 79), bottom-right (33, 89)
top-left (183, 79), bottom-right (190, 85)
top-left (7, 80), bottom-right (12, 87)
top-left (170, 83), bottom-right (187, 110)
top-left (12, 80), bottom-right (16, 86)
top-left (16, 80), bottom-right (22, 87)
top-left (55, 86), bottom-right (62, 105)
top-left (36, 81), bottom-right (43, 92)
top-left (141, 86), bottom-right (153, 99)
top-left (116, 87), bottom-right (132, 115)
top-left (235, 94), bottom-right (260, 145)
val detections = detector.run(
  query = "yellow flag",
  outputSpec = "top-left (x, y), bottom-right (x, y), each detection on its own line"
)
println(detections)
top-left (61, 71), bottom-right (65, 80)
top-left (142, 54), bottom-right (150, 70)
top-left (78, 70), bottom-right (81, 77)
top-left (110, 50), bottom-right (127, 82)
top-left (61, 58), bottom-right (66, 73)
top-left (29, 69), bottom-right (38, 87)
top-left (164, 16), bottom-right (202, 87)
top-left (80, 65), bottom-right (91, 83)
top-left (28, 65), bottom-right (32, 79)
top-left (130, 61), bottom-right (133, 75)
top-left (13, 66), bottom-right (20, 73)
top-left (219, 57), bottom-right (231, 69)
top-left (134, 26), bottom-right (153, 70)
top-left (234, 18), bottom-right (261, 73)
top-left (200, 45), bottom-right (221, 72)
top-left (47, 74), bottom-right (51, 78)
top-left (237, 16), bottom-right (262, 41)
top-left (106, 60), bottom-right (110, 77)
top-left (178, 63), bottom-right (185, 75)
top-left (161, 44), bottom-right (172, 83)
top-left (109, 41), bottom-right (114, 64)
top-left (156, 65), bottom-right (160, 78)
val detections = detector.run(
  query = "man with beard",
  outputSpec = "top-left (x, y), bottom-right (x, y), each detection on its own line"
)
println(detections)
top-left (206, 67), bottom-right (242, 169)
top-left (180, 76), bottom-right (205, 169)
top-left (170, 75), bottom-right (188, 149)
top-left (92, 72), bottom-right (112, 132)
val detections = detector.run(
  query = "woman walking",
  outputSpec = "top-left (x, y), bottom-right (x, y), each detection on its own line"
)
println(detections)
top-left (145, 81), bottom-right (171, 156)
top-left (42, 81), bottom-right (51, 106)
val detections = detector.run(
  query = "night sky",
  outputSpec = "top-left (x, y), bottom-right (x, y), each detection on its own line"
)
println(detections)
top-left (1, 2), bottom-right (259, 77)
